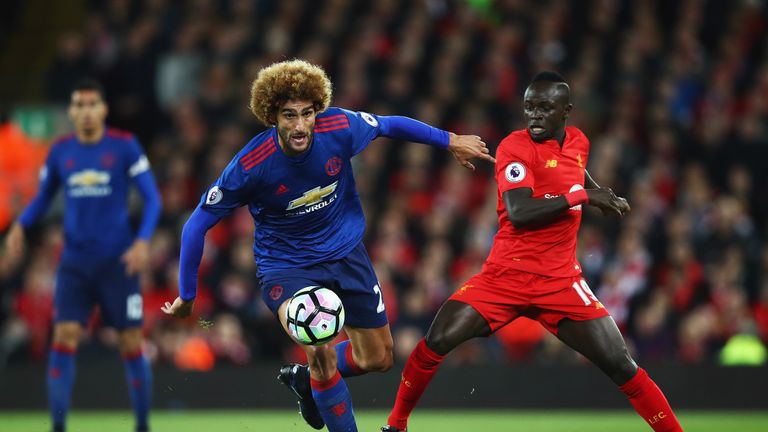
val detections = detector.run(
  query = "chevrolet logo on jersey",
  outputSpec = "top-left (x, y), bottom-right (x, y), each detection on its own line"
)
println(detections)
top-left (67, 169), bottom-right (112, 197)
top-left (68, 170), bottom-right (110, 186)
top-left (286, 181), bottom-right (339, 213)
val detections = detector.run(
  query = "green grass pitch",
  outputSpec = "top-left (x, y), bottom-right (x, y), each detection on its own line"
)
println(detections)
top-left (2, 409), bottom-right (766, 431)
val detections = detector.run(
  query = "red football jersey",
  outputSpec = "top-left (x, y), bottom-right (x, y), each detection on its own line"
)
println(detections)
top-left (487, 126), bottom-right (590, 277)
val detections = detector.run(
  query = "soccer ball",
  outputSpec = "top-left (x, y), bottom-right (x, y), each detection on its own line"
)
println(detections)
top-left (285, 286), bottom-right (345, 345)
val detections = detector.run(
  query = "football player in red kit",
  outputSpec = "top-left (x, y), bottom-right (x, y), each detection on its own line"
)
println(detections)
top-left (382, 72), bottom-right (683, 432)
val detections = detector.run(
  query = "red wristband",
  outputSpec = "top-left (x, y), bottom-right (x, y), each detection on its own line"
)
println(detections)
top-left (564, 189), bottom-right (588, 207)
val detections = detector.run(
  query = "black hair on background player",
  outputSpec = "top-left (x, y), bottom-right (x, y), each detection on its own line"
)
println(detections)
top-left (72, 78), bottom-right (106, 99)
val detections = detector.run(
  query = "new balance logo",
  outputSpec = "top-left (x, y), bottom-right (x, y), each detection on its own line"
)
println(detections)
top-left (545, 159), bottom-right (558, 168)
top-left (275, 184), bottom-right (289, 195)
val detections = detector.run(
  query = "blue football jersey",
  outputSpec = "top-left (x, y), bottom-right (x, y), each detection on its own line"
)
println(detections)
top-left (20, 129), bottom-right (154, 256)
top-left (201, 107), bottom-right (384, 274)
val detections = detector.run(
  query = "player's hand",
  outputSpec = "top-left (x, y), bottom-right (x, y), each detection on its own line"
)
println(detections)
top-left (121, 239), bottom-right (150, 275)
top-left (447, 133), bottom-right (495, 171)
top-left (587, 188), bottom-right (631, 217)
top-left (161, 296), bottom-right (195, 318)
top-left (3, 222), bottom-right (26, 264)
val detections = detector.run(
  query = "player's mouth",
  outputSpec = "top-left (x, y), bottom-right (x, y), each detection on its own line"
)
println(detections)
top-left (290, 134), bottom-right (309, 147)
top-left (529, 126), bottom-right (546, 135)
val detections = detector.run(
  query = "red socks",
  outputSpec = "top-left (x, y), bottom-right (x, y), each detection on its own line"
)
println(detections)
top-left (387, 339), bottom-right (445, 430)
top-left (388, 342), bottom-right (682, 432)
top-left (620, 368), bottom-right (683, 432)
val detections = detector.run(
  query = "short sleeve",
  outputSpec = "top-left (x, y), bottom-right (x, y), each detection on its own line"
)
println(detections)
top-left (339, 108), bottom-right (382, 155)
top-left (200, 159), bottom-right (255, 217)
top-left (495, 135), bottom-right (535, 194)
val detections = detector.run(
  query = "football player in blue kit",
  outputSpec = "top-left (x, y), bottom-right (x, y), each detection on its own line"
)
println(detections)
top-left (4, 79), bottom-right (162, 432)
top-left (161, 59), bottom-right (494, 432)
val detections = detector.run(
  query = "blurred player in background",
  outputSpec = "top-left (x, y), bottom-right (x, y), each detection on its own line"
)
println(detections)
top-left (161, 59), bottom-right (494, 432)
top-left (382, 72), bottom-right (683, 432)
top-left (4, 79), bottom-right (162, 432)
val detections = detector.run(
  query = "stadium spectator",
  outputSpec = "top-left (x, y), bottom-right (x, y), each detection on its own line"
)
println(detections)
top-left (1, 0), bottom-right (767, 379)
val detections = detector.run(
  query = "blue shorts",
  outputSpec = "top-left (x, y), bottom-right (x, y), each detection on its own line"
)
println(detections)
top-left (54, 253), bottom-right (142, 330)
top-left (259, 242), bottom-right (388, 329)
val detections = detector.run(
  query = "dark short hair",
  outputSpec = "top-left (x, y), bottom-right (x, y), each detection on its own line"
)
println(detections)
top-left (72, 78), bottom-right (105, 99)
top-left (530, 71), bottom-right (567, 84)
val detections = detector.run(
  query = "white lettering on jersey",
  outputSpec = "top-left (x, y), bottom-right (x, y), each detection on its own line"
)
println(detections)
top-left (505, 162), bottom-right (526, 183)
top-left (67, 169), bottom-right (112, 197)
top-left (129, 155), bottom-right (150, 177)
top-left (206, 186), bottom-right (223, 205)
top-left (360, 112), bottom-right (378, 127)
top-left (285, 181), bottom-right (339, 216)
top-left (126, 293), bottom-right (143, 320)
top-left (543, 184), bottom-right (584, 211)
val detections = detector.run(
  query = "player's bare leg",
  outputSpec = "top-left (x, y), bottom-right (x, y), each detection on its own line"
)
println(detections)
top-left (556, 317), bottom-right (683, 431)
top-left (48, 322), bottom-right (82, 432)
top-left (384, 300), bottom-right (490, 431)
top-left (118, 327), bottom-right (151, 432)
top-left (52, 322), bottom-right (82, 350)
top-left (424, 301), bottom-right (490, 355)
top-left (118, 327), bottom-right (143, 354)
top-left (343, 324), bottom-right (393, 373)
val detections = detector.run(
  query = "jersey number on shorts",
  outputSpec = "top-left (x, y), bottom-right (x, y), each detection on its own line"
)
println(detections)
top-left (127, 293), bottom-right (143, 320)
top-left (571, 279), bottom-right (598, 306)
top-left (373, 284), bottom-right (385, 313)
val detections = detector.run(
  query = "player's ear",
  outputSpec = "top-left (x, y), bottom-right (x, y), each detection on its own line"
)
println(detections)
top-left (563, 103), bottom-right (573, 120)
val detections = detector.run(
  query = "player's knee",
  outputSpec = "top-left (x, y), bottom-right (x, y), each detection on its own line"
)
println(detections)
top-left (606, 349), bottom-right (637, 384)
top-left (118, 328), bottom-right (144, 354)
top-left (306, 346), bottom-right (338, 380)
top-left (425, 329), bottom-right (458, 356)
top-left (357, 348), bottom-right (393, 372)
top-left (52, 323), bottom-right (82, 348)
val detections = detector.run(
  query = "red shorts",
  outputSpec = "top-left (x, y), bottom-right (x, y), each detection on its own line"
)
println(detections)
top-left (448, 262), bottom-right (610, 335)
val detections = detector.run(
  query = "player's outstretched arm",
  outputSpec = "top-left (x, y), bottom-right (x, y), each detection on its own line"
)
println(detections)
top-left (376, 115), bottom-right (495, 170)
top-left (161, 296), bottom-right (195, 318)
top-left (447, 132), bottom-right (495, 171)
top-left (162, 206), bottom-right (221, 318)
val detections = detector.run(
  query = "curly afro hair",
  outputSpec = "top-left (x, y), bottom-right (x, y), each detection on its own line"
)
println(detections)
top-left (249, 59), bottom-right (333, 126)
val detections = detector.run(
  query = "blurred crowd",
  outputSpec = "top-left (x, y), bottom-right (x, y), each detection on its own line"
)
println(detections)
top-left (2, 0), bottom-right (768, 369)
